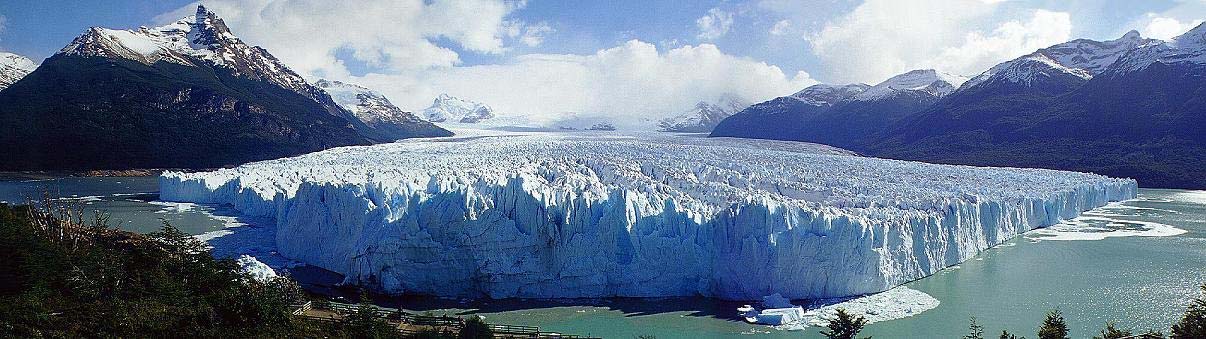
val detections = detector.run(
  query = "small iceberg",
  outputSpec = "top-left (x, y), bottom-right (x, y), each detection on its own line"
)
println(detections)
top-left (738, 293), bottom-right (807, 326)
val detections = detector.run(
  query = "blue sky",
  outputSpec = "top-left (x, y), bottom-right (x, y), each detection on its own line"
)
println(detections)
top-left (1, 0), bottom-right (1203, 120)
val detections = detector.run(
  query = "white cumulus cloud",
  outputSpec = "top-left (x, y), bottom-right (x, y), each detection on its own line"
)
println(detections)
top-left (355, 40), bottom-right (815, 129)
top-left (158, 1), bottom-right (812, 129)
top-left (808, 0), bottom-right (1071, 84)
top-left (770, 20), bottom-right (792, 36)
top-left (696, 8), bottom-right (734, 41)
top-left (929, 10), bottom-right (1072, 78)
top-left (158, 0), bottom-right (530, 78)
top-left (1140, 15), bottom-right (1203, 40)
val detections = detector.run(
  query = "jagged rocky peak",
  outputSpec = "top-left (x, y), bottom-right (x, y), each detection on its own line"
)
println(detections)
top-left (314, 79), bottom-right (426, 126)
top-left (1173, 21), bottom-right (1206, 47)
top-left (658, 94), bottom-right (750, 133)
top-left (422, 94), bottom-right (496, 123)
top-left (1108, 22), bottom-right (1206, 75)
top-left (0, 52), bottom-right (38, 91)
top-left (789, 83), bottom-right (871, 106)
top-left (964, 31), bottom-right (1158, 89)
top-left (57, 5), bottom-right (325, 104)
top-left (854, 69), bottom-right (968, 101)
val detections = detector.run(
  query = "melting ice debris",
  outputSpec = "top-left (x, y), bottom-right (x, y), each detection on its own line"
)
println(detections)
top-left (159, 130), bottom-right (1135, 300)
top-left (236, 255), bottom-right (278, 281)
top-left (739, 294), bottom-right (806, 326)
top-left (742, 287), bottom-right (940, 330)
top-left (1026, 216), bottom-right (1186, 241)
top-left (1024, 199), bottom-right (1188, 241)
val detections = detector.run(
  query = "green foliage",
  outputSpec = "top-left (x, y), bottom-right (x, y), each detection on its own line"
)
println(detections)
top-left (821, 308), bottom-right (869, 339)
top-left (458, 315), bottom-right (493, 339)
top-left (964, 317), bottom-right (985, 339)
top-left (1037, 309), bottom-right (1069, 339)
top-left (340, 301), bottom-right (400, 339)
top-left (1093, 322), bottom-right (1132, 339)
top-left (0, 203), bottom-right (309, 337)
top-left (1172, 284), bottom-right (1206, 339)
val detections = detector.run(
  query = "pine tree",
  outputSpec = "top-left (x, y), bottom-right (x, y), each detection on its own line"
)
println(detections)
top-left (1093, 322), bottom-right (1131, 339)
top-left (964, 317), bottom-right (985, 339)
top-left (1172, 284), bottom-right (1206, 339)
top-left (999, 329), bottom-right (1024, 339)
top-left (459, 315), bottom-right (494, 339)
top-left (1037, 309), bottom-right (1069, 339)
top-left (821, 308), bottom-right (870, 339)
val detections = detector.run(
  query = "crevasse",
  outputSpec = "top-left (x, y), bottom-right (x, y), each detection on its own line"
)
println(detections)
top-left (160, 132), bottom-right (1135, 300)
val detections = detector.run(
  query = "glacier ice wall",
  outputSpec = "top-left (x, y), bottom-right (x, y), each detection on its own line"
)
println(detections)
top-left (161, 131), bottom-right (1136, 300)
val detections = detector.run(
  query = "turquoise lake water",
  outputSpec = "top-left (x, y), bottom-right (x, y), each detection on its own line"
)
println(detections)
top-left (1, 176), bottom-right (1202, 338)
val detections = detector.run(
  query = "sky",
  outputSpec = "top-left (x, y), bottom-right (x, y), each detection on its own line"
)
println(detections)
top-left (0, 0), bottom-right (1204, 125)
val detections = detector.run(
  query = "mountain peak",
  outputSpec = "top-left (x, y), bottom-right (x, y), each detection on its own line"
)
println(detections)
top-left (55, 5), bottom-right (329, 107)
top-left (315, 78), bottom-right (432, 132)
top-left (0, 52), bottom-right (38, 91)
top-left (658, 94), bottom-right (750, 133)
top-left (1173, 21), bottom-right (1206, 47)
top-left (789, 83), bottom-right (870, 106)
top-left (424, 94), bottom-right (496, 123)
top-left (962, 32), bottom-right (1156, 90)
top-left (853, 69), bottom-right (967, 101)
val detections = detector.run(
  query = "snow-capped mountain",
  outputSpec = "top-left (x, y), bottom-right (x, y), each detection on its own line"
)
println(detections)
top-left (657, 94), bottom-right (749, 133)
top-left (961, 30), bottom-right (1155, 90)
top-left (0, 5), bottom-right (447, 171)
top-left (711, 69), bottom-right (961, 149)
top-left (789, 83), bottom-right (871, 106)
top-left (61, 6), bottom-right (327, 104)
top-left (1107, 24), bottom-right (1206, 76)
top-left (422, 94), bottom-right (496, 123)
top-left (314, 79), bottom-right (447, 140)
top-left (0, 52), bottom-right (37, 91)
top-left (869, 25), bottom-right (1206, 188)
top-left (853, 69), bottom-right (967, 101)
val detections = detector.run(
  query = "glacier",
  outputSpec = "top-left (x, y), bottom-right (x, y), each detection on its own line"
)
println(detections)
top-left (160, 130), bottom-right (1136, 300)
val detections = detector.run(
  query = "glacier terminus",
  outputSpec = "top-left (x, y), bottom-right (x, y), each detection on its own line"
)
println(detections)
top-left (160, 130), bottom-right (1135, 301)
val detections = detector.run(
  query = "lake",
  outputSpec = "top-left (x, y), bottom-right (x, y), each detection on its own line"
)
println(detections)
top-left (1, 175), bottom-right (1201, 338)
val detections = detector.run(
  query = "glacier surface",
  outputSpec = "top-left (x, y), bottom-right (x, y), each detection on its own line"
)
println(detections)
top-left (160, 130), bottom-right (1135, 300)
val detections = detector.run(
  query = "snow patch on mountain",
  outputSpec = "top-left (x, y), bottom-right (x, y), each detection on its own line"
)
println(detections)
top-left (160, 130), bottom-right (1134, 300)
top-left (0, 52), bottom-right (37, 91)
top-left (788, 83), bottom-right (870, 107)
top-left (853, 69), bottom-right (968, 101)
top-left (963, 31), bottom-right (1156, 89)
top-left (658, 94), bottom-right (750, 133)
top-left (315, 79), bottom-right (427, 128)
top-left (1111, 23), bottom-right (1206, 74)
top-left (422, 94), bottom-right (496, 123)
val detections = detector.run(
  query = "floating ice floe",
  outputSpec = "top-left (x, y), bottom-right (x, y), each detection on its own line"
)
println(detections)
top-left (1026, 215), bottom-right (1186, 241)
top-left (741, 287), bottom-right (940, 330)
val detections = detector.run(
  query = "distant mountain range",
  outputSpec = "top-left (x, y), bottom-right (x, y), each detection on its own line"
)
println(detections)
top-left (315, 80), bottom-right (450, 140)
top-left (0, 6), bottom-right (449, 170)
top-left (713, 69), bottom-right (966, 150)
top-left (0, 52), bottom-right (37, 91)
top-left (712, 26), bottom-right (1206, 189)
top-left (657, 94), bottom-right (749, 133)
top-left (422, 94), bottom-right (496, 124)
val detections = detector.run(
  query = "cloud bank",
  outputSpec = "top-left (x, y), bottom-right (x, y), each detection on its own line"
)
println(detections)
top-left (807, 0), bottom-right (1071, 84)
top-left (161, 0), bottom-right (811, 128)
